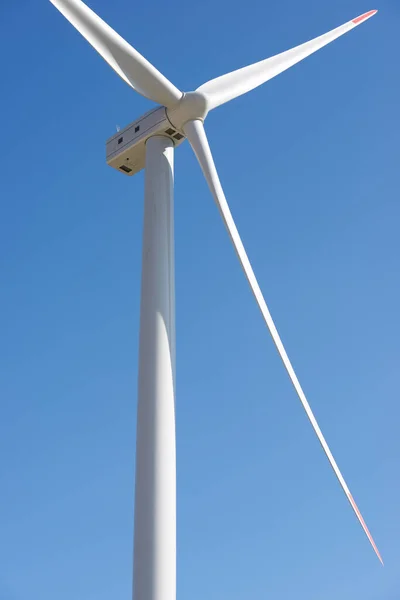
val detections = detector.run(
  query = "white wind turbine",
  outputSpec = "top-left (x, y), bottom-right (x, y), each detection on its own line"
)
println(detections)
top-left (48, 1), bottom-right (382, 598)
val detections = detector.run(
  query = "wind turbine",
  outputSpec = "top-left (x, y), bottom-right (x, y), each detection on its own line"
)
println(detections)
top-left (48, 1), bottom-right (382, 598)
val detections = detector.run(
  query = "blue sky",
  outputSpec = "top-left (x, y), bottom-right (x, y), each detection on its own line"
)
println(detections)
top-left (0, 0), bottom-right (399, 598)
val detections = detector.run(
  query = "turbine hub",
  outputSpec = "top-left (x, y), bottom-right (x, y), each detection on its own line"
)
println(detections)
top-left (166, 91), bottom-right (210, 131)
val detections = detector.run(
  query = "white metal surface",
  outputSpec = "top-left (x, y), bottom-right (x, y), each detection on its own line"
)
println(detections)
top-left (197, 10), bottom-right (378, 110)
top-left (134, 136), bottom-right (176, 600)
top-left (183, 118), bottom-right (383, 564)
top-left (49, 0), bottom-right (182, 106)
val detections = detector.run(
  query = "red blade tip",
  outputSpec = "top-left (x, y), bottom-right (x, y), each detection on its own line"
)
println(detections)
top-left (352, 10), bottom-right (378, 24)
top-left (348, 494), bottom-right (384, 565)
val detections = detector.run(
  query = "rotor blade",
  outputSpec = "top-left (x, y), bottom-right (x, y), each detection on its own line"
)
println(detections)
top-left (183, 118), bottom-right (383, 564)
top-left (49, 0), bottom-right (182, 107)
top-left (197, 10), bottom-right (377, 110)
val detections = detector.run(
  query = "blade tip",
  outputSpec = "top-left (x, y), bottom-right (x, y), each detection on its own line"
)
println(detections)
top-left (374, 546), bottom-right (384, 566)
top-left (348, 493), bottom-right (383, 565)
top-left (352, 10), bottom-right (378, 24)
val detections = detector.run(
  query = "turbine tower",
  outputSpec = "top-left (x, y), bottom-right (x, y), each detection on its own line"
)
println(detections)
top-left (48, 2), bottom-right (382, 598)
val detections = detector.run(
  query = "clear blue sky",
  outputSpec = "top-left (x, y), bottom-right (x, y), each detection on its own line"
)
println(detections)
top-left (0, 0), bottom-right (399, 598)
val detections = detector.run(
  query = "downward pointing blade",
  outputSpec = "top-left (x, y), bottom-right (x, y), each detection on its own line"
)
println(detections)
top-left (183, 118), bottom-right (383, 565)
top-left (197, 10), bottom-right (378, 110)
top-left (49, 0), bottom-right (182, 107)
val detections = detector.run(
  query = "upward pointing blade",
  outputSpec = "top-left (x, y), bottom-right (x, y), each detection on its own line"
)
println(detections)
top-left (183, 118), bottom-right (383, 565)
top-left (49, 0), bottom-right (182, 107)
top-left (197, 10), bottom-right (378, 110)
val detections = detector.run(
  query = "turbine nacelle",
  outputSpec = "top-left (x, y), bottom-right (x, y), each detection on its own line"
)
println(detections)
top-left (106, 106), bottom-right (186, 176)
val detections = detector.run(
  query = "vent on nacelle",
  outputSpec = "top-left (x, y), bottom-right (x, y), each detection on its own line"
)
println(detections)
top-left (119, 164), bottom-right (132, 173)
top-left (165, 128), bottom-right (184, 142)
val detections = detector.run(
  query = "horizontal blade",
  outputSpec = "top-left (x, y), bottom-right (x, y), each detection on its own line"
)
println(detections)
top-left (49, 0), bottom-right (182, 107)
top-left (183, 118), bottom-right (383, 565)
top-left (197, 10), bottom-right (377, 110)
